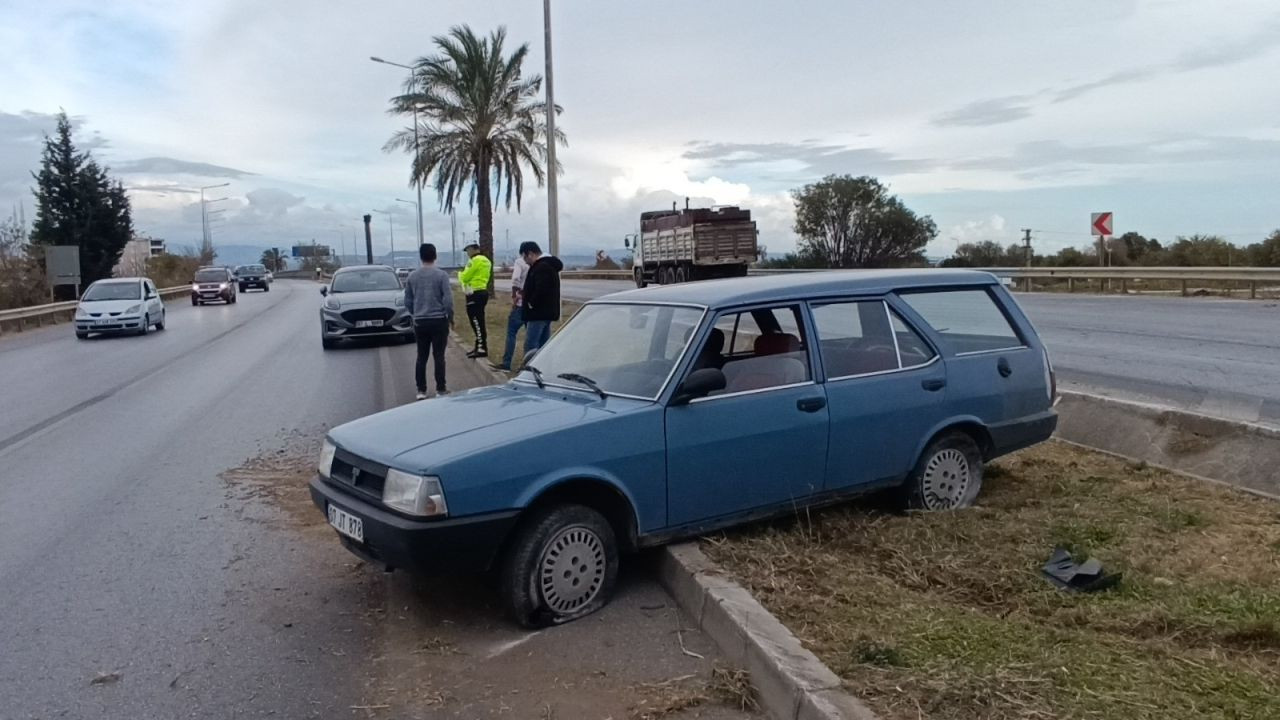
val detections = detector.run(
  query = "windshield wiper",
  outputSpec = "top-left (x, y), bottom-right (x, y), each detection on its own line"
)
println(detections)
top-left (557, 373), bottom-right (607, 399)
top-left (522, 364), bottom-right (545, 389)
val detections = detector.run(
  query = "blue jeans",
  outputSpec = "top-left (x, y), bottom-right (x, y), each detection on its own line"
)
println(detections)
top-left (501, 306), bottom-right (524, 368)
top-left (525, 320), bottom-right (552, 356)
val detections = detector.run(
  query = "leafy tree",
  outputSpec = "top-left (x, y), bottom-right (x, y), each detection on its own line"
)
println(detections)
top-left (1164, 234), bottom-right (1234, 266)
top-left (29, 112), bottom-right (133, 295)
top-left (145, 252), bottom-right (202, 289)
top-left (940, 240), bottom-right (1023, 268)
top-left (1051, 247), bottom-right (1092, 267)
top-left (384, 25), bottom-right (565, 278)
top-left (0, 213), bottom-right (47, 310)
top-left (260, 247), bottom-right (288, 272)
top-left (791, 175), bottom-right (935, 268)
top-left (1244, 230), bottom-right (1280, 267)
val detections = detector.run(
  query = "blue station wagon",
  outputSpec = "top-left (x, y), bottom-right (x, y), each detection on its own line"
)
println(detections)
top-left (311, 270), bottom-right (1058, 626)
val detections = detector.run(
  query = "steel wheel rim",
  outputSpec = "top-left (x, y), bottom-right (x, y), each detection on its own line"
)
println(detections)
top-left (538, 525), bottom-right (606, 615)
top-left (921, 448), bottom-right (971, 509)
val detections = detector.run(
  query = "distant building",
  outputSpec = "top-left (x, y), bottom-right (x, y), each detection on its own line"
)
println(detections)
top-left (114, 237), bottom-right (166, 277)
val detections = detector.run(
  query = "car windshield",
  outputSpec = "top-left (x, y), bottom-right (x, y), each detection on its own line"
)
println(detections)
top-left (195, 270), bottom-right (226, 282)
top-left (518, 303), bottom-right (704, 399)
top-left (238, 265), bottom-right (265, 274)
top-left (331, 270), bottom-right (400, 293)
top-left (81, 282), bottom-right (140, 301)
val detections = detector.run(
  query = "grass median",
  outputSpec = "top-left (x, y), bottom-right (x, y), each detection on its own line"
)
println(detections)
top-left (705, 441), bottom-right (1280, 720)
top-left (450, 287), bottom-right (581, 371)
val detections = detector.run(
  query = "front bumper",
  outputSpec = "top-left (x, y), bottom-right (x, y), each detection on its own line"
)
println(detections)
top-left (238, 278), bottom-right (268, 288)
top-left (76, 316), bottom-right (143, 333)
top-left (310, 476), bottom-right (520, 575)
top-left (320, 306), bottom-right (413, 339)
top-left (192, 290), bottom-right (231, 302)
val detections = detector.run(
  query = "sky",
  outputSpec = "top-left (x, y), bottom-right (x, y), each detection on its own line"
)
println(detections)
top-left (1, 0), bottom-right (1279, 262)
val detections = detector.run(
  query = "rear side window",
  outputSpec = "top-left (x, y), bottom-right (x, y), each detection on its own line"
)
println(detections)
top-left (810, 301), bottom-right (938, 378)
top-left (898, 289), bottom-right (1022, 354)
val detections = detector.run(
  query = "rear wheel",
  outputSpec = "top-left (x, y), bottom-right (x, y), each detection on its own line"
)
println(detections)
top-left (903, 431), bottom-right (984, 510)
top-left (500, 504), bottom-right (619, 628)
top-left (674, 265), bottom-right (688, 283)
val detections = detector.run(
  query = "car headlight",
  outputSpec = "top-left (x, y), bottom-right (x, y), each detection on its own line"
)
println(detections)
top-left (75, 305), bottom-right (88, 318)
top-left (382, 470), bottom-right (448, 517)
top-left (324, 297), bottom-right (340, 311)
top-left (219, 282), bottom-right (228, 289)
top-left (318, 439), bottom-right (337, 479)
top-left (191, 283), bottom-right (199, 291)
top-left (394, 295), bottom-right (405, 307)
top-left (125, 304), bottom-right (141, 315)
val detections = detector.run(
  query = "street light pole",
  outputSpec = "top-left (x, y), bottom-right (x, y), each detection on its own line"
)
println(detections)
top-left (199, 182), bottom-right (229, 256)
top-left (371, 56), bottom-right (426, 248)
top-left (542, 0), bottom-right (560, 257)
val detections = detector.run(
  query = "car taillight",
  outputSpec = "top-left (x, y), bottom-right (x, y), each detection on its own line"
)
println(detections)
top-left (1043, 347), bottom-right (1057, 402)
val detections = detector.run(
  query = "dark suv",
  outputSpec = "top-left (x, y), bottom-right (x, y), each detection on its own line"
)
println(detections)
top-left (191, 267), bottom-right (237, 305)
top-left (235, 264), bottom-right (272, 292)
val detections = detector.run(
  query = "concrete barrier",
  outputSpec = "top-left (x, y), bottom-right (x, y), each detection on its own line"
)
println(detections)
top-left (1054, 390), bottom-right (1280, 499)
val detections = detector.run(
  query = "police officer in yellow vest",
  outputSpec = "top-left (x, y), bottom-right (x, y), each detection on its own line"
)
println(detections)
top-left (459, 243), bottom-right (493, 358)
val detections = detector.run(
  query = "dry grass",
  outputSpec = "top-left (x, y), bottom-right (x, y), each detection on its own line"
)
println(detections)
top-left (627, 665), bottom-right (758, 720)
top-left (705, 441), bottom-right (1280, 720)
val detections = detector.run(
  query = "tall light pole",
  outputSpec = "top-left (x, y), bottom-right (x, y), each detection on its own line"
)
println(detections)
top-left (371, 56), bottom-right (425, 248)
top-left (373, 209), bottom-right (395, 266)
top-left (199, 182), bottom-right (229, 252)
top-left (542, 0), bottom-right (560, 256)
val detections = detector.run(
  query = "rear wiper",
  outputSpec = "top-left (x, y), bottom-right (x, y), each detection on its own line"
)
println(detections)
top-left (557, 373), bottom-right (607, 399)
top-left (522, 364), bottom-right (545, 389)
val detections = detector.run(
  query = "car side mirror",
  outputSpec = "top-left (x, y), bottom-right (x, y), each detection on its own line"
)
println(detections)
top-left (672, 368), bottom-right (726, 405)
top-left (624, 238), bottom-right (631, 249)
top-left (320, 286), bottom-right (328, 296)
top-left (146, 293), bottom-right (157, 300)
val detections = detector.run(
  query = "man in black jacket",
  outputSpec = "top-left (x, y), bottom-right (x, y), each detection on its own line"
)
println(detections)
top-left (519, 241), bottom-right (563, 355)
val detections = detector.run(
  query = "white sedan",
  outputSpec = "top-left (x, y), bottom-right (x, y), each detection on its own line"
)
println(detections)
top-left (74, 277), bottom-right (167, 339)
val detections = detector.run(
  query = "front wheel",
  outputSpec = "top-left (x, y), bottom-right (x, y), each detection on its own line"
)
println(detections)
top-left (321, 337), bottom-right (336, 350)
top-left (500, 504), bottom-right (619, 628)
top-left (155, 311), bottom-right (165, 331)
top-left (903, 431), bottom-right (984, 510)
top-left (191, 297), bottom-right (199, 306)
top-left (634, 268), bottom-right (646, 289)
top-left (138, 314), bottom-right (150, 335)
top-left (264, 284), bottom-right (270, 292)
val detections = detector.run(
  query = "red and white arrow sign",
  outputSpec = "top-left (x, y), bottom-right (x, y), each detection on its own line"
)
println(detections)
top-left (1091, 212), bottom-right (1113, 236)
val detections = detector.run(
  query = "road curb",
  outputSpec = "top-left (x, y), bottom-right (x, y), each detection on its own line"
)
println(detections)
top-left (657, 543), bottom-right (879, 720)
top-left (447, 328), bottom-right (511, 385)
top-left (1055, 390), bottom-right (1280, 500)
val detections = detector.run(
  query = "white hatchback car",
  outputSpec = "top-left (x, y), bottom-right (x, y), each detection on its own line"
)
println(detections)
top-left (74, 277), bottom-right (167, 339)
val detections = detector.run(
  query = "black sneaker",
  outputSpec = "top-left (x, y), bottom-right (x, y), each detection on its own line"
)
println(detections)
top-left (491, 362), bottom-right (511, 371)
top-left (468, 350), bottom-right (488, 358)
top-left (437, 389), bottom-right (451, 396)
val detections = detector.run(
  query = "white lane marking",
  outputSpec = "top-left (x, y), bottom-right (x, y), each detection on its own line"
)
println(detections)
top-left (379, 345), bottom-right (396, 410)
top-left (484, 631), bottom-right (541, 660)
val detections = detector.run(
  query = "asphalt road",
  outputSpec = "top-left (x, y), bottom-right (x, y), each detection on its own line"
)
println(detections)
top-left (0, 280), bottom-right (753, 720)
top-left (511, 278), bottom-right (1280, 428)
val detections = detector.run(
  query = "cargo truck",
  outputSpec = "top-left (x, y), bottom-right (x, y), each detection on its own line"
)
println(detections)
top-left (626, 203), bottom-right (759, 288)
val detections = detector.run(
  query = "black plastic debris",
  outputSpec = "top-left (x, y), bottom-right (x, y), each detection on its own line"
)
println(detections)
top-left (1042, 546), bottom-right (1122, 592)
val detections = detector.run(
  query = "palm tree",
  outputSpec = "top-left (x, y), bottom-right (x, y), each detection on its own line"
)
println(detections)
top-left (383, 25), bottom-right (565, 269)
top-left (260, 247), bottom-right (287, 272)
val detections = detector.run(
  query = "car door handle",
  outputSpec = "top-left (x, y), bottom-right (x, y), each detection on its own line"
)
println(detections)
top-left (997, 357), bottom-right (1013, 378)
top-left (921, 378), bottom-right (946, 392)
top-left (796, 397), bottom-right (826, 413)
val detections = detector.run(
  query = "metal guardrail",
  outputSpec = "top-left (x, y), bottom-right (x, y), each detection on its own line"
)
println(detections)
top-left (0, 285), bottom-right (189, 335)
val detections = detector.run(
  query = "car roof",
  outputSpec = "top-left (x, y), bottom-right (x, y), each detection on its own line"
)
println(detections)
top-left (333, 264), bottom-right (395, 274)
top-left (94, 277), bottom-right (143, 284)
top-left (598, 269), bottom-right (1000, 308)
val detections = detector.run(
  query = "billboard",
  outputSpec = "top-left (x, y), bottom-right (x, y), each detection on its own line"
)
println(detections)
top-left (292, 244), bottom-right (332, 258)
top-left (45, 246), bottom-right (81, 288)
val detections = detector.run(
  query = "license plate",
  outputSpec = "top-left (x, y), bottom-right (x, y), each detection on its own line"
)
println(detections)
top-left (95, 319), bottom-right (113, 326)
top-left (355, 320), bottom-right (384, 328)
top-left (327, 505), bottom-right (364, 542)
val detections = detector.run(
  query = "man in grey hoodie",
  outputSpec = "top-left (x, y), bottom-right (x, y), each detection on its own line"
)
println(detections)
top-left (402, 243), bottom-right (454, 400)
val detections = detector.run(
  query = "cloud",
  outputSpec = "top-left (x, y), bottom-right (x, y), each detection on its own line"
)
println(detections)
top-left (126, 183), bottom-right (197, 195)
top-left (113, 156), bottom-right (255, 178)
top-left (931, 97), bottom-right (1036, 127)
top-left (952, 135), bottom-right (1280, 179)
top-left (242, 187), bottom-right (304, 217)
top-left (0, 110), bottom-right (108, 207)
top-left (683, 141), bottom-right (936, 179)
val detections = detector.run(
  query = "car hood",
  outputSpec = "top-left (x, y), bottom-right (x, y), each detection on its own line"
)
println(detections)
top-left (329, 384), bottom-right (636, 472)
top-left (78, 298), bottom-right (143, 314)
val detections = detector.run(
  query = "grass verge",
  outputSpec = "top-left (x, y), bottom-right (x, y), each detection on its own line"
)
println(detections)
top-left (450, 286), bottom-right (581, 371)
top-left (705, 441), bottom-right (1280, 720)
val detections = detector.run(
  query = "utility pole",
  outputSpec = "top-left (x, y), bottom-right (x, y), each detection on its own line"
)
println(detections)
top-left (543, 0), bottom-right (560, 256)
top-left (1021, 228), bottom-right (1033, 267)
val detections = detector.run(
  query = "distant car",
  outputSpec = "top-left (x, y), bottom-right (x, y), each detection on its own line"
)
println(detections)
top-left (312, 270), bottom-right (1059, 626)
top-left (319, 265), bottom-right (413, 349)
top-left (191, 266), bottom-right (237, 305)
top-left (235, 264), bottom-right (272, 292)
top-left (75, 277), bottom-right (166, 339)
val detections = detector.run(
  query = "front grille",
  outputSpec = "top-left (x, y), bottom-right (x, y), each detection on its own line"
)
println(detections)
top-left (331, 449), bottom-right (387, 499)
top-left (199, 284), bottom-right (221, 290)
top-left (342, 308), bottom-right (395, 324)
